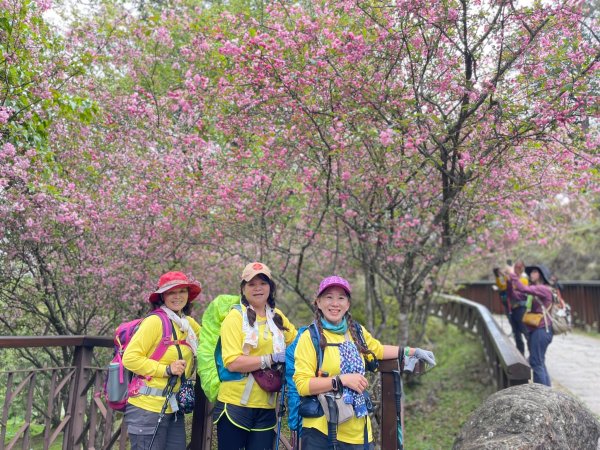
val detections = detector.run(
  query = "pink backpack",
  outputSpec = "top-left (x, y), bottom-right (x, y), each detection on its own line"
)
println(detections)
top-left (103, 309), bottom-right (185, 411)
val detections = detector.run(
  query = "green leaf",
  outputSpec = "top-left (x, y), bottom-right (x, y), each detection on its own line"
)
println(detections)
top-left (0, 17), bottom-right (11, 33)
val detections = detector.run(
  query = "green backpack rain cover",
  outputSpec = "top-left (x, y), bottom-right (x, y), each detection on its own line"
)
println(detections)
top-left (197, 294), bottom-right (240, 402)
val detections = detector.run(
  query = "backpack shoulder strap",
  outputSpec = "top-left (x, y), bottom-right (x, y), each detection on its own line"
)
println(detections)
top-left (353, 321), bottom-right (368, 348)
top-left (308, 322), bottom-right (324, 375)
top-left (353, 321), bottom-right (380, 373)
top-left (147, 309), bottom-right (174, 361)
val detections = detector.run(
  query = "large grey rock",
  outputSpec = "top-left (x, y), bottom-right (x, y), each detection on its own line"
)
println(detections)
top-left (454, 384), bottom-right (600, 450)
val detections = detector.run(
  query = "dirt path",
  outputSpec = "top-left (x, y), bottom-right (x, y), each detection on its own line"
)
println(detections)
top-left (494, 314), bottom-right (600, 418)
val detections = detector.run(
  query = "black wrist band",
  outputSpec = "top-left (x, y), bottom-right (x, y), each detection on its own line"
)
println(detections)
top-left (166, 365), bottom-right (173, 376)
top-left (336, 375), bottom-right (343, 389)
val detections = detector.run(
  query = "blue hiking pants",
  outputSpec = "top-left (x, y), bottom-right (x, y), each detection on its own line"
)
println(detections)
top-left (529, 327), bottom-right (553, 386)
top-left (508, 305), bottom-right (529, 355)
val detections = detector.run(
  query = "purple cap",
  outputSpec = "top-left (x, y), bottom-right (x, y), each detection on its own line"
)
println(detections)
top-left (317, 276), bottom-right (351, 297)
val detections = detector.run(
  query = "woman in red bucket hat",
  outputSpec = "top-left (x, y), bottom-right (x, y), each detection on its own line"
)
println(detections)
top-left (213, 262), bottom-right (298, 450)
top-left (122, 271), bottom-right (201, 449)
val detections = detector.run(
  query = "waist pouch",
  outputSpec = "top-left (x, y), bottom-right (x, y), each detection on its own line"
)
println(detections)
top-left (176, 377), bottom-right (195, 414)
top-left (522, 312), bottom-right (543, 327)
top-left (251, 368), bottom-right (283, 392)
top-left (300, 391), bottom-right (373, 420)
top-left (299, 395), bottom-right (323, 418)
top-left (318, 393), bottom-right (354, 424)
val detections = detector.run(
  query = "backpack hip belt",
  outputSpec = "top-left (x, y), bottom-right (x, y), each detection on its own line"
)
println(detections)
top-left (134, 383), bottom-right (179, 412)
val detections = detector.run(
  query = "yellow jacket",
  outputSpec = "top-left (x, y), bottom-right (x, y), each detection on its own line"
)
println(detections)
top-left (218, 307), bottom-right (297, 409)
top-left (495, 276), bottom-right (507, 291)
top-left (122, 313), bottom-right (200, 413)
top-left (293, 325), bottom-right (384, 445)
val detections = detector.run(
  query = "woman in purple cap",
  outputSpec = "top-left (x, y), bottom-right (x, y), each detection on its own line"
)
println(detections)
top-left (293, 275), bottom-right (436, 449)
top-left (122, 271), bottom-right (202, 449)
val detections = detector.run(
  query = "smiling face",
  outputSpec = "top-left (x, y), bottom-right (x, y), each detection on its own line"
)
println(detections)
top-left (163, 287), bottom-right (189, 312)
top-left (243, 275), bottom-right (271, 312)
top-left (316, 286), bottom-right (350, 325)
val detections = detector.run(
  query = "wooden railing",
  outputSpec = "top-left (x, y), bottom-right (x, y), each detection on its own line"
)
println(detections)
top-left (1, 294), bottom-right (529, 449)
top-left (0, 336), bottom-right (126, 450)
top-left (456, 281), bottom-right (600, 332)
top-left (430, 294), bottom-right (530, 389)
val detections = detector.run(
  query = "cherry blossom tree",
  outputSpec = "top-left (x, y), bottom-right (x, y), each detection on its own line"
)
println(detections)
top-left (1, 0), bottom-right (598, 350)
top-left (186, 0), bottom-right (599, 340)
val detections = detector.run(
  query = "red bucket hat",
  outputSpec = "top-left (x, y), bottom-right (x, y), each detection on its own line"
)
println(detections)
top-left (148, 271), bottom-right (202, 304)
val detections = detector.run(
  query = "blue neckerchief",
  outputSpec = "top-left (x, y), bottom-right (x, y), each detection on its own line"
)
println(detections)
top-left (320, 317), bottom-right (348, 334)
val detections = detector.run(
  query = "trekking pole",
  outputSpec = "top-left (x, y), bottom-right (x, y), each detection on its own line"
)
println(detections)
top-left (275, 374), bottom-right (287, 450)
top-left (392, 369), bottom-right (403, 450)
top-left (149, 375), bottom-right (178, 449)
top-left (324, 393), bottom-right (339, 450)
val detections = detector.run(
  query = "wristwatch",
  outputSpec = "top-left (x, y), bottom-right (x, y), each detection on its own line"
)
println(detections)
top-left (331, 376), bottom-right (339, 392)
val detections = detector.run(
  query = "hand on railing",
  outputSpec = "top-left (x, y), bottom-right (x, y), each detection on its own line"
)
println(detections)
top-left (401, 347), bottom-right (436, 373)
top-left (413, 348), bottom-right (436, 366)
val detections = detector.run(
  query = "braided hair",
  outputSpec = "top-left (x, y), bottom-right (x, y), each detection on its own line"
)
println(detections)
top-left (314, 307), bottom-right (329, 351)
top-left (240, 273), bottom-right (288, 331)
top-left (346, 311), bottom-right (377, 361)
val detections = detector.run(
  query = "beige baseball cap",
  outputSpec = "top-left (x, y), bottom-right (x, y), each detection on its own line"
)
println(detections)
top-left (241, 262), bottom-right (272, 282)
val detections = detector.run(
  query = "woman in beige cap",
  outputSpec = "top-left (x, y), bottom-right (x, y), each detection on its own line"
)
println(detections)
top-left (213, 262), bottom-right (297, 450)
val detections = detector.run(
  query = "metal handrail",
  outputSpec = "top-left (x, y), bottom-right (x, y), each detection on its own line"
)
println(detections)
top-left (0, 336), bottom-right (112, 349)
top-left (0, 336), bottom-right (122, 450)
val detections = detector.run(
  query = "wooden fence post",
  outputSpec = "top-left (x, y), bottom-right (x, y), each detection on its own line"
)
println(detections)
top-left (63, 344), bottom-right (93, 450)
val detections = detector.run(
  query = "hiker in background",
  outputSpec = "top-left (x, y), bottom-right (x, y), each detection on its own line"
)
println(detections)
top-left (213, 262), bottom-right (297, 450)
top-left (507, 264), bottom-right (554, 386)
top-left (293, 276), bottom-right (436, 450)
top-left (122, 271), bottom-right (201, 450)
top-left (493, 267), bottom-right (509, 315)
top-left (504, 260), bottom-right (530, 355)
